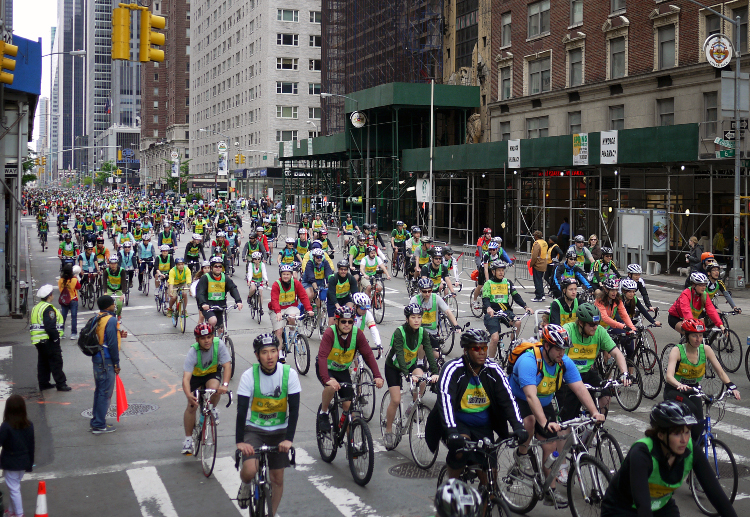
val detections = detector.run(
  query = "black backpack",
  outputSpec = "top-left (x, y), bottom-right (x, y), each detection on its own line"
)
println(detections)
top-left (77, 314), bottom-right (104, 357)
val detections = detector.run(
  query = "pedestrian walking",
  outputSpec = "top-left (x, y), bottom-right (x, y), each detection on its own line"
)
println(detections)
top-left (29, 285), bottom-right (71, 392)
top-left (58, 264), bottom-right (82, 340)
top-left (556, 217), bottom-right (570, 249)
top-left (529, 230), bottom-right (548, 302)
top-left (90, 295), bottom-right (127, 434)
top-left (0, 394), bottom-right (35, 517)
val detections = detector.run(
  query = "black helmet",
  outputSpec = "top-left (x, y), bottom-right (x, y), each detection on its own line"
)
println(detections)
top-left (460, 328), bottom-right (490, 348)
top-left (253, 333), bottom-right (279, 353)
top-left (560, 277), bottom-right (578, 289)
top-left (417, 277), bottom-right (433, 290)
top-left (565, 250), bottom-right (577, 260)
top-left (404, 303), bottom-right (423, 318)
top-left (650, 400), bottom-right (698, 428)
top-left (335, 306), bottom-right (356, 319)
top-left (434, 479), bottom-right (482, 517)
top-left (430, 247), bottom-right (443, 257)
top-left (336, 259), bottom-right (350, 269)
top-left (601, 246), bottom-right (613, 256)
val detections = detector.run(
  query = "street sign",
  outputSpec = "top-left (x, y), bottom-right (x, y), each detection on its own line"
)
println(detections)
top-left (724, 130), bottom-right (741, 141)
top-left (217, 141), bottom-right (228, 152)
top-left (715, 137), bottom-right (736, 149)
top-left (742, 160), bottom-right (750, 167)
top-left (170, 151), bottom-right (179, 160)
top-left (731, 119), bottom-right (749, 130)
top-left (716, 149), bottom-right (736, 158)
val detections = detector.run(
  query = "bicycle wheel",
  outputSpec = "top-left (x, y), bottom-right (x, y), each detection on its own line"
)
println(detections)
top-left (715, 329), bottom-right (742, 373)
top-left (496, 441), bottom-right (537, 513)
top-left (391, 254), bottom-right (400, 277)
top-left (86, 283), bottom-right (95, 310)
top-left (143, 274), bottom-right (150, 296)
top-left (374, 287), bottom-right (385, 324)
top-left (444, 294), bottom-right (459, 318)
top-left (614, 359), bottom-right (643, 412)
top-left (567, 454), bottom-right (611, 517)
top-left (636, 348), bottom-right (663, 400)
top-left (190, 421), bottom-right (201, 456)
top-left (299, 314), bottom-right (315, 338)
top-left (689, 437), bottom-right (738, 516)
top-left (155, 288), bottom-right (163, 313)
top-left (124, 280), bottom-right (130, 307)
top-left (701, 360), bottom-right (725, 399)
top-left (261, 483), bottom-right (273, 517)
top-left (200, 415), bottom-right (217, 477)
top-left (408, 403), bottom-right (438, 469)
top-left (470, 292), bottom-right (483, 318)
top-left (357, 367), bottom-right (376, 422)
top-left (593, 430), bottom-right (624, 477)
top-left (488, 495), bottom-right (514, 517)
top-left (348, 418), bottom-right (374, 486)
top-left (293, 334), bottom-right (310, 375)
top-left (642, 328), bottom-right (658, 356)
top-left (255, 295), bottom-right (262, 324)
top-left (316, 402), bottom-right (338, 462)
top-left (180, 306), bottom-right (187, 334)
top-left (745, 344), bottom-right (750, 383)
top-left (379, 390), bottom-right (403, 447)
top-left (660, 343), bottom-right (676, 374)
top-left (225, 337), bottom-right (236, 379)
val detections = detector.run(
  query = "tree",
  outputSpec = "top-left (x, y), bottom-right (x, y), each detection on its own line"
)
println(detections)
top-left (22, 173), bottom-right (37, 186)
top-left (83, 177), bottom-right (93, 186)
top-left (94, 160), bottom-right (117, 188)
top-left (164, 158), bottom-right (191, 192)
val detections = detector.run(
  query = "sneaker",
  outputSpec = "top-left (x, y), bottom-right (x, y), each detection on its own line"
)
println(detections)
top-left (383, 432), bottom-right (396, 450)
top-left (211, 408), bottom-right (220, 425)
top-left (317, 412), bottom-right (330, 434)
top-left (56, 384), bottom-right (72, 392)
top-left (166, 308), bottom-right (173, 317)
top-left (514, 448), bottom-right (534, 477)
top-left (89, 423), bottom-right (115, 432)
top-left (91, 425), bottom-right (117, 434)
top-left (181, 437), bottom-right (193, 455)
top-left (543, 489), bottom-right (568, 508)
top-left (70, 332), bottom-right (77, 340)
top-left (237, 482), bottom-right (252, 509)
top-left (557, 464), bottom-right (569, 485)
top-left (531, 297), bottom-right (545, 303)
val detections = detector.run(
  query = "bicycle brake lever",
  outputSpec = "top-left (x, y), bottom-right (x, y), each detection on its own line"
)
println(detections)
top-left (289, 447), bottom-right (296, 467)
top-left (226, 390), bottom-right (233, 408)
top-left (234, 449), bottom-right (241, 470)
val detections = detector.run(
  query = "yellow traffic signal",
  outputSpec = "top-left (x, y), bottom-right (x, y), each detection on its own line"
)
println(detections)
top-left (139, 10), bottom-right (165, 62)
top-left (34, 158), bottom-right (40, 166)
top-left (0, 41), bottom-right (18, 85)
top-left (241, 155), bottom-right (246, 164)
top-left (118, 149), bottom-right (123, 160)
top-left (41, 156), bottom-right (47, 165)
top-left (116, 169), bottom-right (122, 176)
top-left (111, 7), bottom-right (131, 60)
top-left (234, 154), bottom-right (240, 164)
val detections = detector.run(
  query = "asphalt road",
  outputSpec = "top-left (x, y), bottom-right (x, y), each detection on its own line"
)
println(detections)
top-left (5, 214), bottom-right (750, 517)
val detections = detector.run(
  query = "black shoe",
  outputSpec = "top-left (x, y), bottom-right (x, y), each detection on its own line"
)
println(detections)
top-left (56, 384), bottom-right (72, 392)
top-left (39, 383), bottom-right (55, 391)
top-left (317, 412), bottom-right (330, 433)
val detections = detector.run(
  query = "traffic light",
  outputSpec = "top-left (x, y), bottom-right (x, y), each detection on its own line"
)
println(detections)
top-left (139, 9), bottom-right (166, 62)
top-left (240, 155), bottom-right (246, 164)
top-left (111, 7), bottom-right (131, 60)
top-left (118, 149), bottom-right (123, 160)
top-left (0, 41), bottom-right (17, 85)
top-left (41, 156), bottom-right (46, 165)
top-left (34, 158), bottom-right (40, 166)
top-left (116, 169), bottom-right (122, 176)
top-left (235, 154), bottom-right (240, 164)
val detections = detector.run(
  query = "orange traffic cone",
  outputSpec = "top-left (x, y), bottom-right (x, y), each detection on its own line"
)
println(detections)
top-left (34, 480), bottom-right (48, 517)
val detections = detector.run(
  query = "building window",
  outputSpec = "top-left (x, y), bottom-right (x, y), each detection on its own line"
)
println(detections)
top-left (609, 105), bottom-right (624, 130)
top-left (154, 73), bottom-right (159, 81)
top-left (610, 37), bottom-right (625, 79)
top-left (277, 9), bottom-right (298, 22)
top-left (658, 25), bottom-right (675, 70)
top-left (310, 11), bottom-right (322, 23)
top-left (735, 7), bottom-right (748, 53)
top-left (309, 107), bottom-right (322, 119)
top-left (276, 106), bottom-right (298, 119)
top-left (276, 81), bottom-right (298, 94)
top-left (153, 130), bottom-right (159, 137)
top-left (500, 67), bottom-right (511, 100)
top-left (704, 91), bottom-right (718, 138)
top-left (308, 82), bottom-right (321, 95)
top-left (706, 14), bottom-right (720, 37)
top-left (154, 101), bottom-right (159, 108)
top-left (570, 0), bottom-right (583, 26)
top-left (569, 48), bottom-right (582, 87)
top-left (308, 131), bottom-right (320, 138)
top-left (611, 0), bottom-right (625, 13)
top-left (528, 0), bottom-right (550, 39)
top-left (153, 115), bottom-right (159, 123)
top-left (529, 57), bottom-right (551, 95)
top-left (309, 59), bottom-right (322, 71)
top-left (499, 121), bottom-right (511, 141)
top-left (276, 130), bottom-right (298, 141)
top-left (309, 35), bottom-right (322, 47)
top-left (568, 111), bottom-right (581, 134)
top-left (527, 116), bottom-right (549, 138)
top-left (276, 58), bottom-right (299, 70)
top-left (501, 12), bottom-right (511, 47)
top-left (277, 33), bottom-right (299, 46)
top-left (153, 87), bottom-right (159, 95)
top-left (657, 98), bottom-right (674, 126)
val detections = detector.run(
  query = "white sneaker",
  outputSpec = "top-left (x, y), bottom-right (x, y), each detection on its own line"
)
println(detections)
top-left (514, 448), bottom-right (534, 477)
top-left (383, 432), bottom-right (396, 450)
top-left (211, 408), bottom-right (220, 424)
top-left (181, 437), bottom-right (192, 455)
top-left (237, 482), bottom-right (252, 509)
top-left (70, 333), bottom-right (77, 340)
top-left (557, 463), bottom-right (569, 485)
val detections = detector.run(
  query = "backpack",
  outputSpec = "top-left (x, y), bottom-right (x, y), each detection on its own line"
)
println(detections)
top-left (77, 314), bottom-right (105, 356)
top-left (506, 341), bottom-right (565, 392)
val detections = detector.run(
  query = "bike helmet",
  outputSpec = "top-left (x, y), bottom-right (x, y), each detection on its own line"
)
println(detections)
top-left (701, 252), bottom-right (715, 263)
top-left (352, 292), bottom-right (371, 310)
top-left (560, 277), bottom-right (578, 289)
top-left (541, 324), bottom-right (571, 349)
top-left (337, 259), bottom-right (350, 269)
top-left (122, 241), bottom-right (132, 248)
top-left (279, 264), bottom-right (294, 272)
top-left (627, 264), bottom-right (643, 274)
top-left (175, 257), bottom-right (185, 264)
top-left (250, 251), bottom-right (262, 260)
top-left (493, 236), bottom-right (503, 244)
top-left (434, 479), bottom-right (482, 517)
top-left (487, 242), bottom-right (499, 251)
top-left (108, 256), bottom-right (119, 263)
top-left (320, 229), bottom-right (328, 235)
top-left (565, 250), bottom-right (577, 260)
top-left (96, 236), bottom-right (105, 243)
top-left (85, 243), bottom-right (94, 249)
top-left (681, 318), bottom-right (706, 334)
top-left (417, 278), bottom-right (433, 290)
top-left (362, 223), bottom-right (371, 230)
top-left (421, 236), bottom-right (433, 244)
top-left (396, 220), bottom-right (404, 226)
top-left (483, 227), bottom-right (492, 234)
top-left (650, 400), bottom-right (698, 428)
top-left (704, 259), bottom-right (720, 272)
top-left (298, 228), bottom-right (306, 235)
top-left (335, 306), bottom-right (356, 319)
top-left (366, 245), bottom-right (376, 253)
top-left (412, 227), bottom-right (422, 234)
top-left (460, 328), bottom-right (490, 348)
top-left (600, 247), bottom-right (613, 256)
top-left (357, 233), bottom-right (366, 242)
top-left (621, 279), bottom-right (638, 291)
top-left (285, 237), bottom-right (295, 244)
top-left (216, 231), bottom-right (226, 238)
top-left (690, 272), bottom-right (708, 285)
top-left (489, 260), bottom-right (507, 271)
top-left (192, 233), bottom-right (201, 240)
top-left (194, 322), bottom-right (213, 337)
top-left (576, 303), bottom-right (601, 324)
top-left (603, 277), bottom-right (619, 290)
top-left (574, 235), bottom-right (585, 243)
top-left (201, 260), bottom-right (210, 267)
top-left (143, 234), bottom-right (151, 240)
top-left (310, 240), bottom-right (323, 249)
top-left (431, 246), bottom-right (443, 257)
top-left (209, 256), bottom-right (224, 265)
top-left (404, 303), bottom-right (424, 317)
top-left (160, 244), bottom-right (171, 251)
top-left (311, 248), bottom-right (325, 258)
top-left (253, 333), bottom-right (279, 353)
top-left (443, 246), bottom-right (453, 255)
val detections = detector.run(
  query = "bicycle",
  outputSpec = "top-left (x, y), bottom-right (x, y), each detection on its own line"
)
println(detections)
top-left (234, 446), bottom-right (296, 517)
top-left (209, 304), bottom-right (238, 379)
top-left (190, 388), bottom-right (233, 478)
top-left (247, 281), bottom-right (265, 325)
top-left (348, 345), bottom-right (382, 422)
top-left (139, 259), bottom-right (153, 296)
top-left (497, 416), bottom-right (612, 516)
top-left (436, 436), bottom-right (518, 517)
top-left (39, 230), bottom-right (47, 252)
top-left (316, 382), bottom-right (376, 486)
top-left (711, 310), bottom-right (742, 373)
top-left (661, 330), bottom-right (725, 398)
top-left (486, 312), bottom-right (531, 370)
top-left (391, 247), bottom-right (405, 277)
top-left (122, 265), bottom-right (135, 307)
top-left (367, 275), bottom-right (385, 324)
top-left (613, 323), bottom-right (663, 400)
top-left (436, 317), bottom-right (469, 357)
top-left (598, 333), bottom-right (644, 412)
top-left (281, 314), bottom-right (311, 375)
top-left (154, 277), bottom-right (168, 315)
top-left (299, 286), bottom-right (326, 339)
top-left (379, 374), bottom-right (438, 469)
top-left (577, 380), bottom-right (626, 477)
top-left (80, 272), bottom-right (98, 311)
top-left (171, 285), bottom-right (188, 333)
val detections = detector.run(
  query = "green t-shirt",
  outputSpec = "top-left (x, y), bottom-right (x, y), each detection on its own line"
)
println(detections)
top-left (562, 321), bottom-right (616, 372)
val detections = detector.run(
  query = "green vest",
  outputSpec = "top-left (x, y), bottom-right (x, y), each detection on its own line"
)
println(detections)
top-left (674, 343), bottom-right (706, 383)
top-left (191, 338), bottom-right (220, 376)
top-left (206, 273), bottom-right (226, 301)
top-left (417, 294), bottom-right (439, 331)
top-left (249, 363), bottom-right (290, 427)
top-left (327, 326), bottom-right (358, 371)
top-left (334, 276), bottom-right (352, 299)
top-left (391, 326), bottom-right (423, 369)
top-left (30, 301), bottom-right (64, 344)
top-left (554, 298), bottom-right (578, 326)
top-left (483, 278), bottom-right (511, 306)
top-left (633, 437), bottom-right (693, 511)
top-left (106, 268), bottom-right (123, 292)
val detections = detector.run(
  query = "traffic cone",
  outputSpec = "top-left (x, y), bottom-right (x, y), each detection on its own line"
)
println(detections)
top-left (34, 480), bottom-right (48, 517)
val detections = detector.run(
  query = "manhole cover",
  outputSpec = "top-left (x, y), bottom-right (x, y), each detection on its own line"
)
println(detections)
top-left (389, 461), bottom-right (445, 479)
top-left (738, 464), bottom-right (750, 478)
top-left (80, 403), bottom-right (159, 418)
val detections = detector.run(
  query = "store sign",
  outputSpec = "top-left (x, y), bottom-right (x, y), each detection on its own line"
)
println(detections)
top-left (704, 34), bottom-right (733, 68)
top-left (572, 133), bottom-right (588, 166)
top-left (508, 140), bottom-right (520, 168)
top-left (537, 170), bottom-right (585, 177)
top-left (600, 131), bottom-right (618, 164)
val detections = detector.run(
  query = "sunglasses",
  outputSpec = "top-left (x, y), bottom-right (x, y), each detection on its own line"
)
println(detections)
top-left (420, 289), bottom-right (432, 293)
top-left (470, 345), bottom-right (488, 353)
top-left (584, 321), bottom-right (599, 327)
top-left (339, 319), bottom-right (354, 324)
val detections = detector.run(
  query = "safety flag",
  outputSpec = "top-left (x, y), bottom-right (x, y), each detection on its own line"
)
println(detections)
top-left (116, 374), bottom-right (129, 422)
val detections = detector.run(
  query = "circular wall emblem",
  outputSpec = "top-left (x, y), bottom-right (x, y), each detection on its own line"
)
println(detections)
top-left (350, 111), bottom-right (367, 128)
top-left (704, 34), bottom-right (733, 68)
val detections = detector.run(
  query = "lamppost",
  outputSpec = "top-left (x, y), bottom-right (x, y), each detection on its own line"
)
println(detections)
top-left (199, 128), bottom-right (232, 200)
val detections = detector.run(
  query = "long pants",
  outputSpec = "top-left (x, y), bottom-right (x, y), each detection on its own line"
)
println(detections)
top-left (91, 359), bottom-right (116, 429)
top-left (532, 269), bottom-right (545, 299)
top-left (59, 299), bottom-right (78, 335)
top-left (3, 470), bottom-right (25, 516)
top-left (35, 339), bottom-right (67, 387)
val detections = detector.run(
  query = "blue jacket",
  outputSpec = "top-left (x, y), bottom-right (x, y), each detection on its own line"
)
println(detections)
top-left (302, 260), bottom-right (333, 287)
top-left (94, 310), bottom-right (120, 365)
top-left (553, 262), bottom-right (591, 290)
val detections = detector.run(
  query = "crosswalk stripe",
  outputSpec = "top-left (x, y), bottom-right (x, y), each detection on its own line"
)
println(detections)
top-left (212, 456), bottom-right (245, 516)
top-left (0, 347), bottom-right (12, 419)
top-left (308, 474), bottom-right (380, 517)
top-left (127, 466), bottom-right (179, 517)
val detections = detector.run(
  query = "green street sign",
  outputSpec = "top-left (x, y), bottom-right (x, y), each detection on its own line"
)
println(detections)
top-left (716, 149), bottom-right (736, 158)
top-left (743, 160), bottom-right (750, 167)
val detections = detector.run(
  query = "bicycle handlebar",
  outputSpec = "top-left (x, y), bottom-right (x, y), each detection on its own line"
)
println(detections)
top-left (195, 388), bottom-right (234, 408)
top-left (208, 304), bottom-right (239, 312)
top-left (235, 446), bottom-right (296, 470)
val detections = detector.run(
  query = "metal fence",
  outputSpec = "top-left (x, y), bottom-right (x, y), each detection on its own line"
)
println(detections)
top-left (512, 251), bottom-right (533, 288)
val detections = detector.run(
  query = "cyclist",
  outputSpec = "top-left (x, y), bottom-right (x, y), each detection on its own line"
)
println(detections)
top-left (472, 241), bottom-right (509, 309)
top-left (592, 247), bottom-right (620, 292)
top-left (683, 251), bottom-right (716, 288)
top-left (382, 303), bottom-right (439, 449)
top-left (482, 261), bottom-right (532, 359)
top-left (254, 226), bottom-right (270, 259)
top-left (411, 277), bottom-right (460, 353)
top-left (295, 228), bottom-right (310, 258)
top-left (624, 264), bottom-right (655, 311)
top-left (243, 231), bottom-right (265, 265)
top-left (78, 242), bottom-right (100, 287)
top-left (212, 231), bottom-right (231, 256)
top-left (434, 479), bottom-right (482, 517)
top-left (269, 264), bottom-right (313, 349)
top-left (184, 234), bottom-right (206, 272)
top-left (38, 216), bottom-right (49, 243)
top-left (704, 259), bottom-right (741, 312)
top-left (404, 226), bottom-right (422, 261)
top-left (348, 233), bottom-right (368, 284)
top-left (302, 248), bottom-right (333, 307)
top-left (103, 256), bottom-right (125, 317)
top-left (268, 208), bottom-right (280, 239)
top-left (390, 220), bottom-right (410, 263)
top-left (667, 272), bottom-right (725, 335)
top-left (442, 247), bottom-right (461, 291)
top-left (327, 259), bottom-right (359, 326)
top-left (58, 232), bottom-right (79, 265)
top-left (118, 241), bottom-right (139, 293)
top-left (663, 318), bottom-right (740, 442)
top-left (360, 245), bottom-right (391, 296)
top-left (595, 278), bottom-right (637, 358)
top-left (567, 234), bottom-right (594, 269)
top-left (409, 236), bottom-right (433, 285)
top-left (167, 257), bottom-right (192, 317)
top-left (315, 228), bottom-right (335, 259)
top-left (236, 333), bottom-right (301, 517)
top-left (154, 244), bottom-right (175, 293)
top-left (474, 227), bottom-right (493, 268)
top-left (621, 279), bottom-right (661, 329)
top-left (246, 251), bottom-right (268, 311)
top-left (137, 235), bottom-right (156, 291)
top-left (278, 238), bottom-right (300, 268)
top-left (311, 212), bottom-right (326, 233)
top-left (195, 256), bottom-right (243, 328)
top-left (422, 247), bottom-right (455, 296)
top-left (552, 250), bottom-right (591, 298)
top-left (341, 213), bottom-right (359, 246)
top-left (181, 322), bottom-right (232, 454)
top-left (601, 400), bottom-right (738, 517)
top-left (548, 277), bottom-right (579, 326)
top-left (315, 306), bottom-right (384, 434)
top-left (509, 324), bottom-right (604, 506)
top-left (351, 292), bottom-right (383, 353)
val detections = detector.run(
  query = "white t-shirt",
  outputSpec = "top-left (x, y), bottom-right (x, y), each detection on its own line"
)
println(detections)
top-left (237, 364), bottom-right (301, 431)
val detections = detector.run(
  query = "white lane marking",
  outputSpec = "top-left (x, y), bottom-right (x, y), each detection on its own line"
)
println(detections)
top-left (294, 447), bottom-right (317, 472)
top-left (0, 347), bottom-right (13, 420)
top-left (212, 455), bottom-right (245, 516)
top-left (78, 305), bottom-right (154, 316)
top-left (725, 402), bottom-right (750, 418)
top-left (307, 474), bottom-right (380, 517)
top-left (607, 414), bottom-right (649, 433)
top-left (126, 466), bottom-right (179, 517)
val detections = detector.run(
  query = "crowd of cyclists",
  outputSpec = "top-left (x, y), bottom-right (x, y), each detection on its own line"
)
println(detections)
top-left (24, 188), bottom-right (745, 517)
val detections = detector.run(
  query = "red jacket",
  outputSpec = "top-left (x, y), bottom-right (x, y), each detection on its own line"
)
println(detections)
top-left (475, 237), bottom-right (491, 257)
top-left (668, 287), bottom-right (722, 327)
top-left (269, 278), bottom-right (312, 312)
top-left (316, 326), bottom-right (382, 384)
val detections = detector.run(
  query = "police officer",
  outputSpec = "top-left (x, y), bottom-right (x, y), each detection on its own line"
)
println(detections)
top-left (30, 285), bottom-right (72, 391)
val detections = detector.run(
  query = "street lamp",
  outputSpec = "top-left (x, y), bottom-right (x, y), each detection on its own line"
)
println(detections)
top-left (320, 92), bottom-right (359, 108)
top-left (306, 120), bottom-right (318, 133)
top-left (41, 50), bottom-right (86, 58)
top-left (199, 127), bottom-right (231, 140)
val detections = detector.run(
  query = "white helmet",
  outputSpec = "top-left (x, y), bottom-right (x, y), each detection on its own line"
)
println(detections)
top-left (160, 244), bottom-right (171, 251)
top-left (192, 233), bottom-right (202, 240)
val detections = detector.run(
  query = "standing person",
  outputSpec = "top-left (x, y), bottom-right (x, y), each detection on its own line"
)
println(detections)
top-left (90, 295), bottom-right (127, 433)
top-left (0, 395), bottom-right (35, 517)
top-left (685, 236), bottom-right (703, 273)
top-left (556, 217), bottom-right (570, 250)
top-left (529, 230), bottom-right (548, 302)
top-left (29, 285), bottom-right (71, 392)
top-left (712, 226), bottom-right (726, 255)
top-left (58, 263), bottom-right (82, 340)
